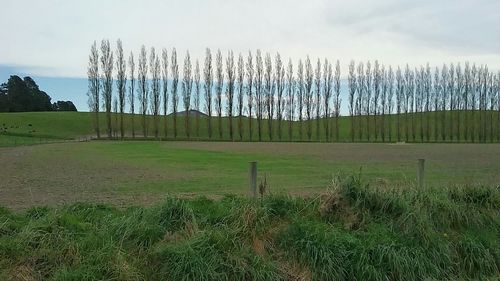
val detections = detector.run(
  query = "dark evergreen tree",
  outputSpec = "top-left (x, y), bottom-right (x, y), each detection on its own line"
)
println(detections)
top-left (52, 101), bottom-right (77, 111)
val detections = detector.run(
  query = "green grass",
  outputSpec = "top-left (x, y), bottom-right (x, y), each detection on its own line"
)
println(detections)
top-left (0, 112), bottom-right (93, 139)
top-left (0, 175), bottom-right (498, 280)
top-left (2, 110), bottom-right (499, 146)
top-left (2, 141), bottom-right (500, 209)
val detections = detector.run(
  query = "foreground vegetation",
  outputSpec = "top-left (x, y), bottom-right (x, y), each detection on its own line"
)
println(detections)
top-left (0, 175), bottom-right (498, 280)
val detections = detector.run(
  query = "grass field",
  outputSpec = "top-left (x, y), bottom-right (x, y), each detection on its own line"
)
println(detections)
top-left (1, 140), bottom-right (499, 210)
top-left (0, 175), bottom-right (498, 280)
top-left (2, 111), bottom-right (499, 146)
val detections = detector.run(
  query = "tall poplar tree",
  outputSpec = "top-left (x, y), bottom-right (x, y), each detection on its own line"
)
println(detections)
top-left (297, 59), bottom-right (305, 140)
top-left (138, 45), bottom-right (148, 137)
top-left (255, 50), bottom-right (264, 141)
top-left (356, 62), bottom-right (365, 140)
top-left (182, 51), bottom-right (192, 138)
top-left (150, 47), bottom-right (161, 139)
top-left (314, 59), bottom-right (321, 141)
top-left (194, 60), bottom-right (201, 137)
top-left (100, 39), bottom-right (114, 138)
top-left (348, 61), bottom-right (356, 142)
top-left (128, 52), bottom-right (136, 138)
top-left (225, 50), bottom-right (235, 140)
top-left (87, 41), bottom-right (100, 138)
top-left (246, 51), bottom-right (254, 141)
top-left (275, 53), bottom-right (285, 140)
top-left (161, 49), bottom-right (169, 138)
top-left (373, 60), bottom-right (380, 141)
top-left (396, 67), bottom-right (403, 142)
top-left (264, 53), bottom-right (273, 140)
top-left (425, 64), bottom-right (431, 141)
top-left (440, 64), bottom-right (448, 141)
top-left (304, 56), bottom-right (314, 140)
top-left (171, 48), bottom-right (179, 138)
top-left (115, 39), bottom-right (126, 139)
top-left (433, 67), bottom-right (440, 142)
top-left (380, 65), bottom-right (387, 141)
top-left (236, 54), bottom-right (245, 140)
top-left (387, 66), bottom-right (395, 142)
top-left (215, 49), bottom-right (224, 139)
top-left (333, 60), bottom-right (341, 142)
top-left (286, 58), bottom-right (295, 141)
top-left (322, 59), bottom-right (333, 141)
top-left (365, 61), bottom-right (372, 141)
top-left (204, 48), bottom-right (213, 139)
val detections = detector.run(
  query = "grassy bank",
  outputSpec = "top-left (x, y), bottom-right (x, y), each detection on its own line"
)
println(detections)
top-left (1, 175), bottom-right (498, 280)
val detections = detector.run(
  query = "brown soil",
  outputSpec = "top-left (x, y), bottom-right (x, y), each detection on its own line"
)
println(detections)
top-left (0, 143), bottom-right (179, 210)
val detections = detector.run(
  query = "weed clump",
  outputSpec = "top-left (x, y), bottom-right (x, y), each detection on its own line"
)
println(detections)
top-left (283, 174), bottom-right (499, 280)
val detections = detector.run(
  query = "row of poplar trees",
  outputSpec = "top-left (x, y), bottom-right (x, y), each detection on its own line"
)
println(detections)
top-left (88, 39), bottom-right (500, 142)
top-left (347, 61), bottom-right (500, 143)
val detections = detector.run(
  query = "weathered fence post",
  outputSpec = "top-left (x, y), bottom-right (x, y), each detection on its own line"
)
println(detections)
top-left (417, 159), bottom-right (425, 189)
top-left (249, 161), bottom-right (257, 199)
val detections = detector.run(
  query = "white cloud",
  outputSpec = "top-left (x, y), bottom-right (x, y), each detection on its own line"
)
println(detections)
top-left (1, 0), bottom-right (499, 78)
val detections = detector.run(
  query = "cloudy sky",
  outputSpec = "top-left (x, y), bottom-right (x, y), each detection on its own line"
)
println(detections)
top-left (2, 0), bottom-right (500, 76)
top-left (1, 0), bottom-right (499, 109)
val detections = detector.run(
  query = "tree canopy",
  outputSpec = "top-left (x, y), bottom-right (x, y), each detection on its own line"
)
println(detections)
top-left (0, 75), bottom-right (76, 112)
top-left (52, 100), bottom-right (77, 111)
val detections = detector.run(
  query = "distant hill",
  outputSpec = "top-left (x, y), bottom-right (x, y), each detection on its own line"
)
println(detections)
top-left (169, 109), bottom-right (207, 117)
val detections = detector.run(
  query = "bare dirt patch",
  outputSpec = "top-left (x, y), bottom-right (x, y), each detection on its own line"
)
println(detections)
top-left (0, 143), bottom-right (183, 210)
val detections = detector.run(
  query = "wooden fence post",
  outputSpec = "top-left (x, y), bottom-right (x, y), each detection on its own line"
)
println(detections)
top-left (417, 159), bottom-right (425, 189)
top-left (249, 161), bottom-right (257, 199)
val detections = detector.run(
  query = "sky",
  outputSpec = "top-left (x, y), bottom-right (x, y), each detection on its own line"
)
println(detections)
top-left (1, 0), bottom-right (499, 112)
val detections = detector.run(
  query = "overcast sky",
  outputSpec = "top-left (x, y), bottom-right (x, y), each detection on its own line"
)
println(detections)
top-left (1, 0), bottom-right (499, 78)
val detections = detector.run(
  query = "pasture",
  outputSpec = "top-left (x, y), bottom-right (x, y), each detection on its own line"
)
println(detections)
top-left (1, 140), bottom-right (499, 210)
top-left (1, 112), bottom-right (499, 280)
top-left (2, 111), bottom-right (498, 148)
